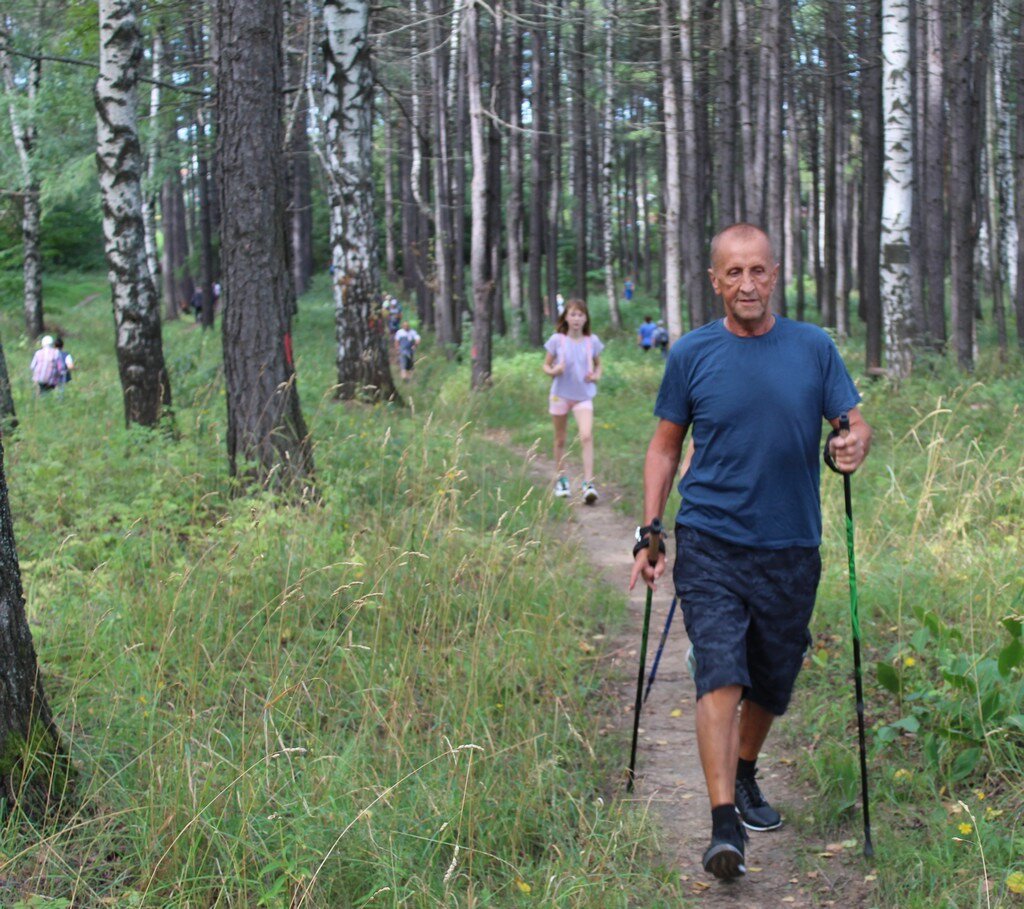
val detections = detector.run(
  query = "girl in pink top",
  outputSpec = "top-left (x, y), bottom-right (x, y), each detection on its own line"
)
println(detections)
top-left (542, 298), bottom-right (604, 504)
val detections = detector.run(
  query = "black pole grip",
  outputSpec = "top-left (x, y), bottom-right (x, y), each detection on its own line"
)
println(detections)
top-left (646, 518), bottom-right (663, 566)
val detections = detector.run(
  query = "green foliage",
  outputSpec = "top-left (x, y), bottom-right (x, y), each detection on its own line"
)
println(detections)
top-left (0, 277), bottom-right (672, 906)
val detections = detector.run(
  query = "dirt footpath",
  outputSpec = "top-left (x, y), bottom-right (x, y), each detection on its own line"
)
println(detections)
top-left (495, 432), bottom-right (878, 907)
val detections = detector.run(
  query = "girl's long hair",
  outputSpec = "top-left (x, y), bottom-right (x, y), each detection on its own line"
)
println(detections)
top-left (555, 298), bottom-right (592, 335)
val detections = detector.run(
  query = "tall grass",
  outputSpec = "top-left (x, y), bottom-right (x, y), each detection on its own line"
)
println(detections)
top-left (0, 278), bottom-right (678, 906)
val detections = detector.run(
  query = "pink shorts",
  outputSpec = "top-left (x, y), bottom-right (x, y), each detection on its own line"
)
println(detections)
top-left (549, 395), bottom-right (593, 417)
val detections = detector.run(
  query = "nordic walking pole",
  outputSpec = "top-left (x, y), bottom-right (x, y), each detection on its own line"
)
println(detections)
top-left (627, 518), bottom-right (662, 792)
top-left (838, 413), bottom-right (875, 858)
top-left (643, 595), bottom-right (678, 705)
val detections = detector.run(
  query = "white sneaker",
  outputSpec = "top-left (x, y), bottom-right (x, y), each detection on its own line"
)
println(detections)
top-left (554, 476), bottom-right (570, 498)
top-left (582, 481), bottom-right (599, 505)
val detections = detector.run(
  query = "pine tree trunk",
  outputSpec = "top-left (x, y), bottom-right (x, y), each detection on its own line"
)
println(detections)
top-left (96, 0), bottom-right (172, 427)
top-left (717, 0), bottom-right (737, 225)
top-left (215, 0), bottom-right (313, 482)
top-left (659, 0), bottom-right (683, 339)
top-left (0, 436), bottom-right (66, 816)
top-left (323, 0), bottom-right (399, 402)
top-left (0, 34), bottom-right (44, 340)
top-left (948, 0), bottom-right (982, 371)
top-left (765, 0), bottom-right (786, 315)
top-left (0, 337), bottom-right (17, 429)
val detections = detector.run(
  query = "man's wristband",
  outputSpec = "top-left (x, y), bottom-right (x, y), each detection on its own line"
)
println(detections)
top-left (632, 523), bottom-right (667, 558)
top-left (823, 430), bottom-right (842, 474)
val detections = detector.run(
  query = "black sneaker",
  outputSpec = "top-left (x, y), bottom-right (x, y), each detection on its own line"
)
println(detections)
top-left (702, 821), bottom-right (747, 881)
top-left (735, 773), bottom-right (782, 831)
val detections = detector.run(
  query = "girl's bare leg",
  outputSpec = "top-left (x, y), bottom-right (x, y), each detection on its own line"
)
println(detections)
top-left (552, 413), bottom-right (569, 477)
top-left (573, 406), bottom-right (595, 481)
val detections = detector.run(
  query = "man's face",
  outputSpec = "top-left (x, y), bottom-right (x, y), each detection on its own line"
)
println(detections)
top-left (708, 230), bottom-right (779, 335)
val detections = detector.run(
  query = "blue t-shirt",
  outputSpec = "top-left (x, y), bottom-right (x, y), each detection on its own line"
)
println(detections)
top-left (654, 317), bottom-right (861, 548)
top-left (638, 322), bottom-right (658, 346)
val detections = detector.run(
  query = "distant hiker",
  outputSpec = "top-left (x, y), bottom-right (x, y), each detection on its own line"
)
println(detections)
top-left (542, 297), bottom-right (604, 504)
top-left (629, 223), bottom-right (872, 882)
top-left (29, 335), bottom-right (65, 394)
top-left (555, 292), bottom-right (565, 317)
top-left (54, 336), bottom-right (74, 389)
top-left (394, 320), bottom-right (420, 381)
top-left (654, 320), bottom-right (670, 358)
top-left (624, 278), bottom-right (634, 302)
top-left (190, 288), bottom-right (203, 319)
top-left (637, 315), bottom-right (657, 352)
top-left (387, 296), bottom-right (403, 335)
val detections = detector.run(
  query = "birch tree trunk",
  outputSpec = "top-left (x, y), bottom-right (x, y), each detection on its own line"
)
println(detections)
top-left (429, 0), bottom-right (457, 351)
top-left (880, 0), bottom-right (914, 378)
top-left (527, 7), bottom-right (547, 346)
top-left (467, 0), bottom-right (493, 389)
top-left (920, 0), bottom-right (947, 349)
top-left (383, 96), bottom-right (397, 283)
top-left (324, 0), bottom-right (398, 402)
top-left (0, 25), bottom-right (44, 340)
top-left (679, 0), bottom-right (704, 330)
top-left (572, 0), bottom-right (587, 298)
top-left (1015, 24), bottom-right (1024, 349)
top-left (986, 0), bottom-right (1013, 355)
top-left (601, 0), bottom-right (620, 327)
top-left (860, 0), bottom-right (884, 371)
top-left (141, 26), bottom-right (162, 299)
top-left (215, 0), bottom-right (313, 483)
top-left (96, 0), bottom-right (172, 427)
top-left (659, 0), bottom-right (683, 340)
top-left (506, 0), bottom-right (525, 340)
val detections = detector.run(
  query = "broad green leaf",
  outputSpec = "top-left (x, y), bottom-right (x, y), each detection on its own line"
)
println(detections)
top-left (998, 639), bottom-right (1024, 677)
top-left (950, 747), bottom-right (982, 781)
top-left (876, 662), bottom-right (901, 694)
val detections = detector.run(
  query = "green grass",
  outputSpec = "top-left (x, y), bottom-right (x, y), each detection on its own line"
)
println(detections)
top-left (0, 276), bottom-right (1022, 906)
top-left (0, 277), bottom-right (678, 907)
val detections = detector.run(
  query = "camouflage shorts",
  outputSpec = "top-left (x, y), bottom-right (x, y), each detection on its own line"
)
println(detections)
top-left (673, 524), bottom-right (820, 716)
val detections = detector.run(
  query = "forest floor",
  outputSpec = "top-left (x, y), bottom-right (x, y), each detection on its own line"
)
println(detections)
top-left (488, 429), bottom-right (880, 908)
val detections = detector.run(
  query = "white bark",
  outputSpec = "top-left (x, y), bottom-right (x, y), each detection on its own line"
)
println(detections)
top-left (0, 24), bottom-right (44, 339)
top-left (141, 28), bottom-right (162, 297)
top-left (96, 0), bottom-right (170, 425)
top-left (601, 0), bottom-right (619, 328)
top-left (467, 0), bottom-right (492, 389)
top-left (880, 0), bottom-right (914, 378)
top-left (323, 0), bottom-right (395, 399)
top-left (658, 0), bottom-right (682, 340)
top-left (989, 0), bottom-right (1017, 295)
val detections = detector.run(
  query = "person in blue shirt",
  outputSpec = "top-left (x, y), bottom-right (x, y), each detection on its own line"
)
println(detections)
top-left (629, 223), bottom-right (872, 882)
top-left (637, 315), bottom-right (658, 351)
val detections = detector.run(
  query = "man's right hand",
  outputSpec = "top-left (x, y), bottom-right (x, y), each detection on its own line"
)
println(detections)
top-left (629, 550), bottom-right (665, 592)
